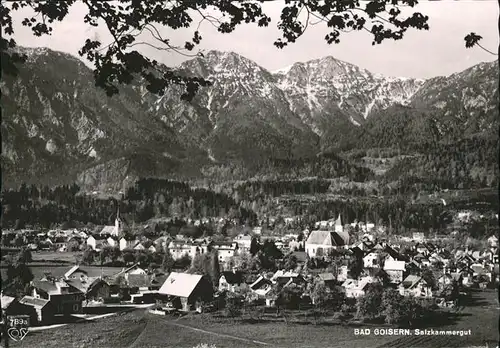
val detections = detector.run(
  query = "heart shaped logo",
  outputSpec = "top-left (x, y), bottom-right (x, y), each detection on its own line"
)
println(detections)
top-left (7, 327), bottom-right (29, 341)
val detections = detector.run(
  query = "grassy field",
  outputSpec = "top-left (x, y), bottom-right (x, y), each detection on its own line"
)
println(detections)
top-left (12, 309), bottom-right (392, 348)
top-left (13, 310), bottom-right (148, 348)
top-left (376, 289), bottom-right (498, 348)
top-left (31, 251), bottom-right (82, 263)
top-left (1, 265), bottom-right (123, 282)
top-left (9, 289), bottom-right (498, 348)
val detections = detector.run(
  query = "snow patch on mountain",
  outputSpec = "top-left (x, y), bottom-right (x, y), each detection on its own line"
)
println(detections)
top-left (45, 139), bottom-right (57, 153)
top-left (207, 148), bottom-right (216, 162)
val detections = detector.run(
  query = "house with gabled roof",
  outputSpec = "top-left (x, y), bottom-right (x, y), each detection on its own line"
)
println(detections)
top-left (398, 275), bottom-right (432, 298)
top-left (63, 264), bottom-right (117, 280)
top-left (437, 273), bottom-right (463, 291)
top-left (271, 270), bottom-right (304, 286)
top-left (211, 241), bottom-right (238, 263)
top-left (1, 294), bottom-right (37, 323)
top-left (30, 279), bottom-right (85, 315)
top-left (112, 263), bottom-right (147, 282)
top-left (119, 236), bottom-right (139, 251)
top-left (234, 234), bottom-right (252, 252)
top-left (86, 235), bottom-right (108, 251)
top-left (249, 275), bottom-right (273, 297)
top-left (127, 273), bottom-right (153, 292)
top-left (456, 253), bottom-right (477, 268)
top-left (314, 214), bottom-right (344, 232)
top-left (470, 263), bottom-right (492, 283)
top-left (158, 272), bottom-right (213, 311)
top-left (66, 277), bottom-right (111, 302)
top-left (1, 294), bottom-right (16, 312)
top-left (305, 230), bottom-right (350, 258)
top-left (384, 245), bottom-right (407, 262)
top-left (19, 296), bottom-right (54, 324)
top-left (415, 242), bottom-right (431, 256)
top-left (168, 240), bottom-right (207, 260)
top-left (363, 250), bottom-right (383, 269)
top-left (342, 277), bottom-right (374, 298)
top-left (315, 272), bottom-right (336, 288)
top-left (219, 270), bottom-right (245, 293)
top-left (383, 260), bottom-right (406, 283)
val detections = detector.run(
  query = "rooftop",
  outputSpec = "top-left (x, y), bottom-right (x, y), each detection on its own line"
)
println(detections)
top-left (20, 296), bottom-right (50, 308)
top-left (158, 272), bottom-right (203, 298)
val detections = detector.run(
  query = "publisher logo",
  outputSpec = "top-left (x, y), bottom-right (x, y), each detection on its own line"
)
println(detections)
top-left (7, 327), bottom-right (29, 341)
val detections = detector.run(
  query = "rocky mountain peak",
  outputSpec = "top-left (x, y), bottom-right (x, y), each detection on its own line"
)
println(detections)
top-left (2, 47), bottom-right (497, 190)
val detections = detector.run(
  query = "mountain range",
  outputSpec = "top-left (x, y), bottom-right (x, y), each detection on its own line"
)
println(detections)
top-left (1, 47), bottom-right (498, 190)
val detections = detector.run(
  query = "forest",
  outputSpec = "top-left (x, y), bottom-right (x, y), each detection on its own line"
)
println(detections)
top-left (383, 136), bottom-right (498, 191)
top-left (199, 152), bottom-right (375, 183)
top-left (2, 175), bottom-right (498, 239)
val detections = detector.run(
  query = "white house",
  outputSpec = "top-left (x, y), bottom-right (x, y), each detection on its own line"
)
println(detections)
top-left (342, 277), bottom-right (373, 298)
top-left (488, 235), bottom-right (498, 248)
top-left (234, 234), bottom-right (252, 252)
top-left (107, 236), bottom-right (119, 248)
top-left (383, 260), bottom-right (406, 283)
top-left (119, 237), bottom-right (139, 251)
top-left (212, 242), bottom-right (238, 263)
top-left (365, 223), bottom-right (375, 232)
top-left (218, 270), bottom-right (244, 293)
top-left (113, 264), bottom-right (147, 282)
top-left (168, 241), bottom-right (208, 260)
top-left (398, 275), bottom-right (432, 298)
top-left (337, 265), bottom-right (349, 282)
top-left (86, 235), bottom-right (108, 251)
top-left (252, 227), bottom-right (262, 235)
top-left (314, 214), bottom-right (344, 232)
top-left (249, 275), bottom-right (273, 297)
top-left (168, 241), bottom-right (192, 260)
top-left (363, 251), bottom-right (382, 269)
top-left (412, 232), bottom-right (425, 242)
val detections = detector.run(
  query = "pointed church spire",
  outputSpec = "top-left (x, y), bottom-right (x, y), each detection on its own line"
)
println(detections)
top-left (335, 214), bottom-right (342, 226)
top-left (114, 204), bottom-right (121, 236)
top-left (335, 214), bottom-right (343, 233)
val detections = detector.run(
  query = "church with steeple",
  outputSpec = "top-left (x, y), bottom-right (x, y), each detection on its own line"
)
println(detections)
top-left (99, 207), bottom-right (122, 237)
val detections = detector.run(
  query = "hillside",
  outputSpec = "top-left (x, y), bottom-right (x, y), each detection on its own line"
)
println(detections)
top-left (1, 47), bottom-right (497, 190)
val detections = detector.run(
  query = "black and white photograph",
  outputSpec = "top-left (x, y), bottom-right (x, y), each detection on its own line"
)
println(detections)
top-left (0, 1), bottom-right (498, 347)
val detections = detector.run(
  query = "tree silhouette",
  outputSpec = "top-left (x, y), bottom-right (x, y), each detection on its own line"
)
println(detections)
top-left (2, 0), bottom-right (430, 99)
top-left (162, 250), bottom-right (175, 272)
top-left (464, 32), bottom-right (498, 56)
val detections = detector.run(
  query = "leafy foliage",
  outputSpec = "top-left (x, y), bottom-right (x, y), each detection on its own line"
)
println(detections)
top-left (355, 283), bottom-right (384, 321)
top-left (2, 249), bottom-right (34, 297)
top-left (464, 32), bottom-right (483, 49)
top-left (188, 250), bottom-right (220, 288)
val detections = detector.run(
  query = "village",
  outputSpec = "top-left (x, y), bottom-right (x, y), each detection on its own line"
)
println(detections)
top-left (1, 208), bottom-right (498, 334)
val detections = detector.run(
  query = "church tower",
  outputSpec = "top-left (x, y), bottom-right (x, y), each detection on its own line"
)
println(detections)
top-left (334, 214), bottom-right (343, 233)
top-left (114, 206), bottom-right (122, 236)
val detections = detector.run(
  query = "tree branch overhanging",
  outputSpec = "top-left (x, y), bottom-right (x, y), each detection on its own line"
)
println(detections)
top-left (1, 0), bottom-right (438, 100)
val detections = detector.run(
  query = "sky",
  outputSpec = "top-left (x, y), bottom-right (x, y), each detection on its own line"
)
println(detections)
top-left (8, 1), bottom-right (499, 79)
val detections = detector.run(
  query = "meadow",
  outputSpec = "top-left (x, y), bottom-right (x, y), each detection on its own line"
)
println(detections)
top-left (11, 288), bottom-right (497, 348)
